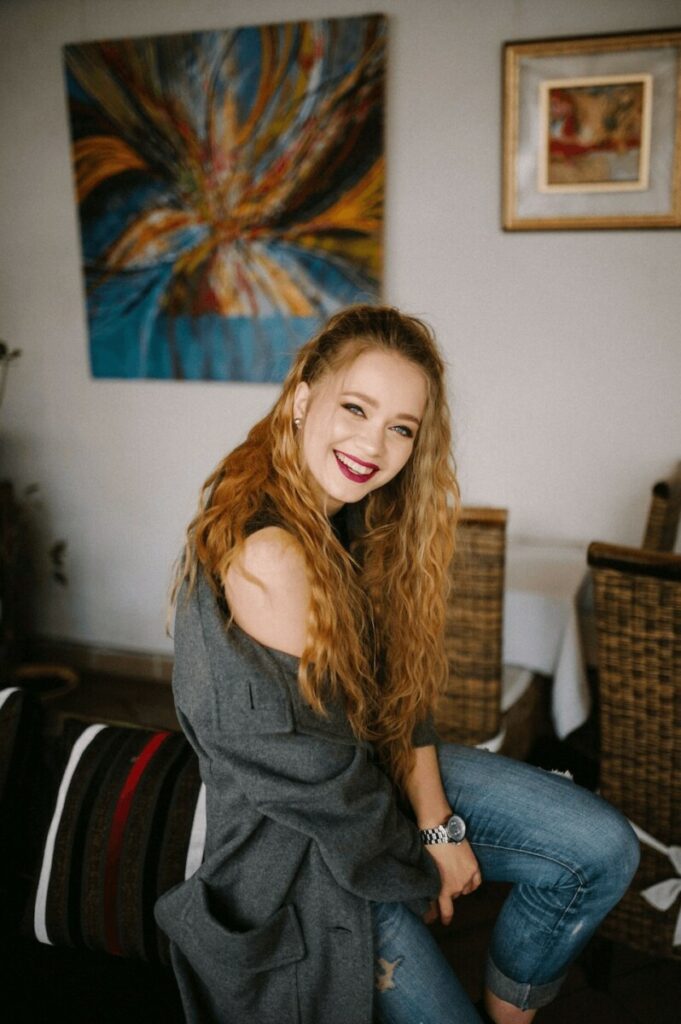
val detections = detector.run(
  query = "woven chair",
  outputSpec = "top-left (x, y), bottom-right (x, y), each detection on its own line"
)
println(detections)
top-left (642, 461), bottom-right (681, 552)
top-left (435, 508), bottom-right (544, 757)
top-left (588, 541), bottom-right (681, 960)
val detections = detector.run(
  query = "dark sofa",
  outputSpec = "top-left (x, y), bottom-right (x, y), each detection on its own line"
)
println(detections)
top-left (1, 686), bottom-right (187, 1023)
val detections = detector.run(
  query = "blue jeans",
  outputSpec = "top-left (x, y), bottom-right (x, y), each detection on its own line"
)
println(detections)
top-left (371, 743), bottom-right (639, 1022)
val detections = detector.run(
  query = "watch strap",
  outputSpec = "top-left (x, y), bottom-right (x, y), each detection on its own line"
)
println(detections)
top-left (419, 824), bottom-right (450, 845)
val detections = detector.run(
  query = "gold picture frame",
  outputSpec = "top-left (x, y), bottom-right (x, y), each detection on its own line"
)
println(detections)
top-left (503, 30), bottom-right (681, 230)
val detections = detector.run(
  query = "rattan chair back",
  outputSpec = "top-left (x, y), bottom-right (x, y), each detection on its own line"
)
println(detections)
top-left (588, 541), bottom-right (681, 960)
top-left (642, 462), bottom-right (681, 552)
top-left (436, 508), bottom-right (507, 746)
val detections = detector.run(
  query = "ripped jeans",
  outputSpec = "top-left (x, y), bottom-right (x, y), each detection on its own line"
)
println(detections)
top-left (371, 743), bottom-right (639, 1022)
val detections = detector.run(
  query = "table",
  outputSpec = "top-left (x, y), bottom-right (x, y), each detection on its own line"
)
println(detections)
top-left (503, 540), bottom-right (594, 739)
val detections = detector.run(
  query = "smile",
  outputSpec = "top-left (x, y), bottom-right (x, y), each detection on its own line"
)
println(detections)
top-left (334, 450), bottom-right (379, 483)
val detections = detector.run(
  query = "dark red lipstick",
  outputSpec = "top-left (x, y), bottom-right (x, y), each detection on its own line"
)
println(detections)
top-left (334, 450), bottom-right (379, 484)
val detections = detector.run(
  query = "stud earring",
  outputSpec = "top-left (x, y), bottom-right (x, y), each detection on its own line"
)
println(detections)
top-left (294, 417), bottom-right (302, 429)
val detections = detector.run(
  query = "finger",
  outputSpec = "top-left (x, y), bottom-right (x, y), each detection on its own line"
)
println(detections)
top-left (438, 894), bottom-right (455, 927)
top-left (422, 901), bottom-right (437, 924)
top-left (462, 872), bottom-right (482, 896)
top-left (419, 901), bottom-right (436, 925)
top-left (458, 872), bottom-right (481, 897)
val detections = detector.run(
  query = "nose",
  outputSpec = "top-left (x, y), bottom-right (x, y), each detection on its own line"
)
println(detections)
top-left (354, 419), bottom-right (385, 459)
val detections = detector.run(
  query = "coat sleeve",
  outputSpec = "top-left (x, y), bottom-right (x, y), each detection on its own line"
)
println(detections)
top-left (172, 574), bottom-right (441, 908)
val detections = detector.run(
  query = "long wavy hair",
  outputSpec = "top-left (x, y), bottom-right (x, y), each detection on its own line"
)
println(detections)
top-left (172, 305), bottom-right (460, 790)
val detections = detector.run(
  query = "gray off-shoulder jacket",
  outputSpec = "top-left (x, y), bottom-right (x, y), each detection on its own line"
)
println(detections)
top-left (155, 569), bottom-right (441, 1024)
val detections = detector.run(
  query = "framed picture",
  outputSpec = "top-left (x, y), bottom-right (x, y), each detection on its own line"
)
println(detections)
top-left (503, 30), bottom-right (681, 230)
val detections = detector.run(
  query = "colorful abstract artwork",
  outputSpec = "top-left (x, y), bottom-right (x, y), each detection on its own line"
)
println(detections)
top-left (63, 16), bottom-right (385, 381)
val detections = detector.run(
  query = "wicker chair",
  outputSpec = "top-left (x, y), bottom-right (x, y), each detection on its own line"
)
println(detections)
top-left (435, 508), bottom-right (543, 757)
top-left (588, 541), bottom-right (681, 960)
top-left (642, 462), bottom-right (681, 552)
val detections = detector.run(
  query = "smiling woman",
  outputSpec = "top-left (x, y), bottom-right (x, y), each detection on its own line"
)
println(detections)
top-left (223, 347), bottom-right (426, 657)
top-left (291, 348), bottom-right (427, 514)
top-left (171, 304), bottom-right (455, 767)
top-left (157, 304), bottom-right (639, 1024)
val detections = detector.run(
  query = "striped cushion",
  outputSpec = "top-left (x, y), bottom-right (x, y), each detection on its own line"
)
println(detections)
top-left (31, 720), bottom-right (205, 964)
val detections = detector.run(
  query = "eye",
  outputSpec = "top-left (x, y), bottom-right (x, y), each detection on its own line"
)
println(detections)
top-left (342, 402), bottom-right (365, 417)
top-left (391, 424), bottom-right (414, 439)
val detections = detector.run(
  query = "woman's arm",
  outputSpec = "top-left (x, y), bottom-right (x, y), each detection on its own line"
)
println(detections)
top-left (404, 744), bottom-right (482, 924)
top-left (404, 744), bottom-right (452, 827)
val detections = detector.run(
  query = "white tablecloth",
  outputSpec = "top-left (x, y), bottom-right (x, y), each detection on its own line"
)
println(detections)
top-left (503, 540), bottom-right (593, 739)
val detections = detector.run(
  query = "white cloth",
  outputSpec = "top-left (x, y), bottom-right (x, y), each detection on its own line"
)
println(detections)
top-left (503, 541), bottom-right (592, 738)
top-left (629, 820), bottom-right (681, 946)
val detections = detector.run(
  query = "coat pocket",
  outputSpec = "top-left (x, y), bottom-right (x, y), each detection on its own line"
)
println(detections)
top-left (218, 683), bottom-right (295, 735)
top-left (186, 880), bottom-right (306, 1022)
top-left (194, 879), bottom-right (305, 970)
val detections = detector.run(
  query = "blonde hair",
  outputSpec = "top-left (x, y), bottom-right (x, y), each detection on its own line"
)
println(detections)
top-left (173, 305), bottom-right (460, 790)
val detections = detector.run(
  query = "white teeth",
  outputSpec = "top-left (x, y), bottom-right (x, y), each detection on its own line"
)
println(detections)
top-left (336, 452), bottom-right (373, 475)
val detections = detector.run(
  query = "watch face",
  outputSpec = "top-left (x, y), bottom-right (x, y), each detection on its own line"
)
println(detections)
top-left (446, 814), bottom-right (466, 843)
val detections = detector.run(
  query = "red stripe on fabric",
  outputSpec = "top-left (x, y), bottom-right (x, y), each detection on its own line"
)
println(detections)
top-left (103, 731), bottom-right (170, 955)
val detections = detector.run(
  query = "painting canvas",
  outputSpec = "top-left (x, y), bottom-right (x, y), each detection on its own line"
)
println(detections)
top-left (63, 15), bottom-right (386, 381)
top-left (539, 74), bottom-right (652, 192)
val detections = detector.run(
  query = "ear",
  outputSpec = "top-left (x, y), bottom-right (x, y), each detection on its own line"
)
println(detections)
top-left (293, 382), bottom-right (310, 421)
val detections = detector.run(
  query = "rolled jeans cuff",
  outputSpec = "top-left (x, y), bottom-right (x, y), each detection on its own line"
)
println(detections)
top-left (484, 954), bottom-right (566, 1010)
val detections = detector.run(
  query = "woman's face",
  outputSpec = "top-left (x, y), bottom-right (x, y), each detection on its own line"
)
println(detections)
top-left (293, 347), bottom-right (428, 515)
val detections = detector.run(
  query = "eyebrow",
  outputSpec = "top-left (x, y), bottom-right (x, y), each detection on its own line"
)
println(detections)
top-left (341, 391), bottom-right (422, 426)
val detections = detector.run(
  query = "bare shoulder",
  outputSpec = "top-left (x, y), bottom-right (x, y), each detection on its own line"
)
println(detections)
top-left (224, 527), bottom-right (310, 657)
top-left (231, 526), bottom-right (308, 583)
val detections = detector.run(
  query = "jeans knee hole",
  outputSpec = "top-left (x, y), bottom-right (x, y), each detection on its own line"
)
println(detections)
top-left (374, 956), bottom-right (403, 992)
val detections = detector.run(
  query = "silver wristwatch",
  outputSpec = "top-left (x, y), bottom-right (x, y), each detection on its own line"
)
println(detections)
top-left (419, 813), bottom-right (467, 846)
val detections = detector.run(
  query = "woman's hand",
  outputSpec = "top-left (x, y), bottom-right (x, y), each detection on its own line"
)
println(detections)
top-left (421, 839), bottom-right (482, 925)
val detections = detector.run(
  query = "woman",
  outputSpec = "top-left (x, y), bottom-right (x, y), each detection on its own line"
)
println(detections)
top-left (156, 305), bottom-right (639, 1024)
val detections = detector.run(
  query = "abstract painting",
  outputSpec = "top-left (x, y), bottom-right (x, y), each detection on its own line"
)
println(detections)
top-left (63, 15), bottom-right (386, 381)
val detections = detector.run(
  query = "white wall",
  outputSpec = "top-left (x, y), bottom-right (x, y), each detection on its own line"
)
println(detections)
top-left (1, 0), bottom-right (679, 654)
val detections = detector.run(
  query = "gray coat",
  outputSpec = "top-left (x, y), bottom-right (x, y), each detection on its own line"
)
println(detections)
top-left (155, 569), bottom-right (441, 1024)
